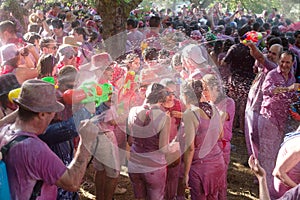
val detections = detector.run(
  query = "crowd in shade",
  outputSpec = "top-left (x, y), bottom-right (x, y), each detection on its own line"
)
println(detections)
top-left (0, 1), bottom-right (300, 200)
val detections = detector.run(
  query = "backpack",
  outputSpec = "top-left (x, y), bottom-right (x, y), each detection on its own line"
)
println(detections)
top-left (0, 135), bottom-right (43, 200)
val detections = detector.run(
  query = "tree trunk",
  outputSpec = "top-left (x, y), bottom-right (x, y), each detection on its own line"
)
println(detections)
top-left (3, 0), bottom-right (26, 28)
top-left (95, 0), bottom-right (142, 59)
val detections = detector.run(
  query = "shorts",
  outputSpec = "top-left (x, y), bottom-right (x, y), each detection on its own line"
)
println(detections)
top-left (92, 131), bottom-right (120, 178)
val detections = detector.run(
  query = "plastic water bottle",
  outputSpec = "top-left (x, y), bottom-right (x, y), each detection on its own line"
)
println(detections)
top-left (0, 152), bottom-right (11, 200)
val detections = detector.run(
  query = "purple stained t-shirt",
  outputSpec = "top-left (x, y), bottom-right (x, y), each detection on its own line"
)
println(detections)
top-left (0, 125), bottom-right (67, 200)
top-left (260, 67), bottom-right (296, 129)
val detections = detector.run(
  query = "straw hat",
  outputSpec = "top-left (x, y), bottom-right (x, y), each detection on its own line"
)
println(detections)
top-left (62, 36), bottom-right (81, 47)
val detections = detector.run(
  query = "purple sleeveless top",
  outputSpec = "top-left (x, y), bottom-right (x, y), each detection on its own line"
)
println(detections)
top-left (128, 106), bottom-right (167, 169)
top-left (192, 112), bottom-right (223, 164)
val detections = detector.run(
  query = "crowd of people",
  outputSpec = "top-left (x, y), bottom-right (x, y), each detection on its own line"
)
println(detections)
top-left (0, 1), bottom-right (300, 200)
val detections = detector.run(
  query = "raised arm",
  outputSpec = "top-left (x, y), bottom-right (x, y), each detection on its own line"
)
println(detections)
top-left (245, 41), bottom-right (266, 65)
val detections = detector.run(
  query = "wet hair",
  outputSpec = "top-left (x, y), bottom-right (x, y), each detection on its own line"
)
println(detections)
top-left (252, 22), bottom-right (261, 31)
top-left (181, 79), bottom-right (203, 105)
top-left (37, 54), bottom-right (57, 79)
top-left (146, 83), bottom-right (166, 104)
top-left (202, 74), bottom-right (225, 103)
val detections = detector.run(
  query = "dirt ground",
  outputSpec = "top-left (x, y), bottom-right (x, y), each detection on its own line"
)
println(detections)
top-left (79, 130), bottom-right (259, 200)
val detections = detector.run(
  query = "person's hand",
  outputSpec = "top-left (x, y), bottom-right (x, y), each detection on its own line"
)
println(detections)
top-left (171, 111), bottom-right (182, 118)
top-left (183, 175), bottom-right (191, 189)
top-left (288, 83), bottom-right (300, 92)
top-left (78, 119), bottom-right (98, 148)
top-left (26, 44), bottom-right (35, 52)
top-left (84, 102), bottom-right (96, 115)
top-left (248, 155), bottom-right (266, 178)
top-left (19, 47), bottom-right (29, 57)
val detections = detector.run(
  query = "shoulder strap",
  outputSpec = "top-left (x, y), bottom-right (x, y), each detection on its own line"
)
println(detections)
top-left (1, 135), bottom-right (29, 158)
top-left (29, 180), bottom-right (43, 200)
top-left (1, 135), bottom-right (43, 200)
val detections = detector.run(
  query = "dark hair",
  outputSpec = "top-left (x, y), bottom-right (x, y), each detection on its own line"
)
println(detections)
top-left (51, 19), bottom-right (63, 29)
top-left (270, 26), bottom-right (281, 37)
top-left (252, 22), bottom-right (261, 31)
top-left (149, 16), bottom-right (161, 28)
top-left (223, 39), bottom-right (234, 52)
top-left (213, 40), bottom-right (223, 56)
top-left (18, 107), bottom-right (39, 122)
top-left (281, 50), bottom-right (295, 62)
top-left (39, 37), bottom-right (55, 49)
top-left (224, 26), bottom-right (232, 36)
top-left (37, 54), bottom-right (57, 79)
top-left (238, 24), bottom-right (252, 38)
top-left (143, 47), bottom-right (158, 61)
top-left (71, 20), bottom-right (80, 29)
top-left (73, 27), bottom-right (87, 40)
top-left (146, 83), bottom-right (166, 104)
top-left (294, 30), bottom-right (300, 38)
top-left (28, 24), bottom-right (41, 33)
top-left (23, 32), bottom-right (41, 44)
top-left (280, 37), bottom-right (289, 51)
top-left (181, 79), bottom-right (203, 105)
top-left (158, 49), bottom-right (170, 59)
top-left (268, 37), bottom-right (282, 48)
top-left (58, 65), bottom-right (77, 85)
top-left (262, 22), bottom-right (271, 31)
top-left (127, 18), bottom-right (137, 28)
top-left (0, 20), bottom-right (16, 34)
